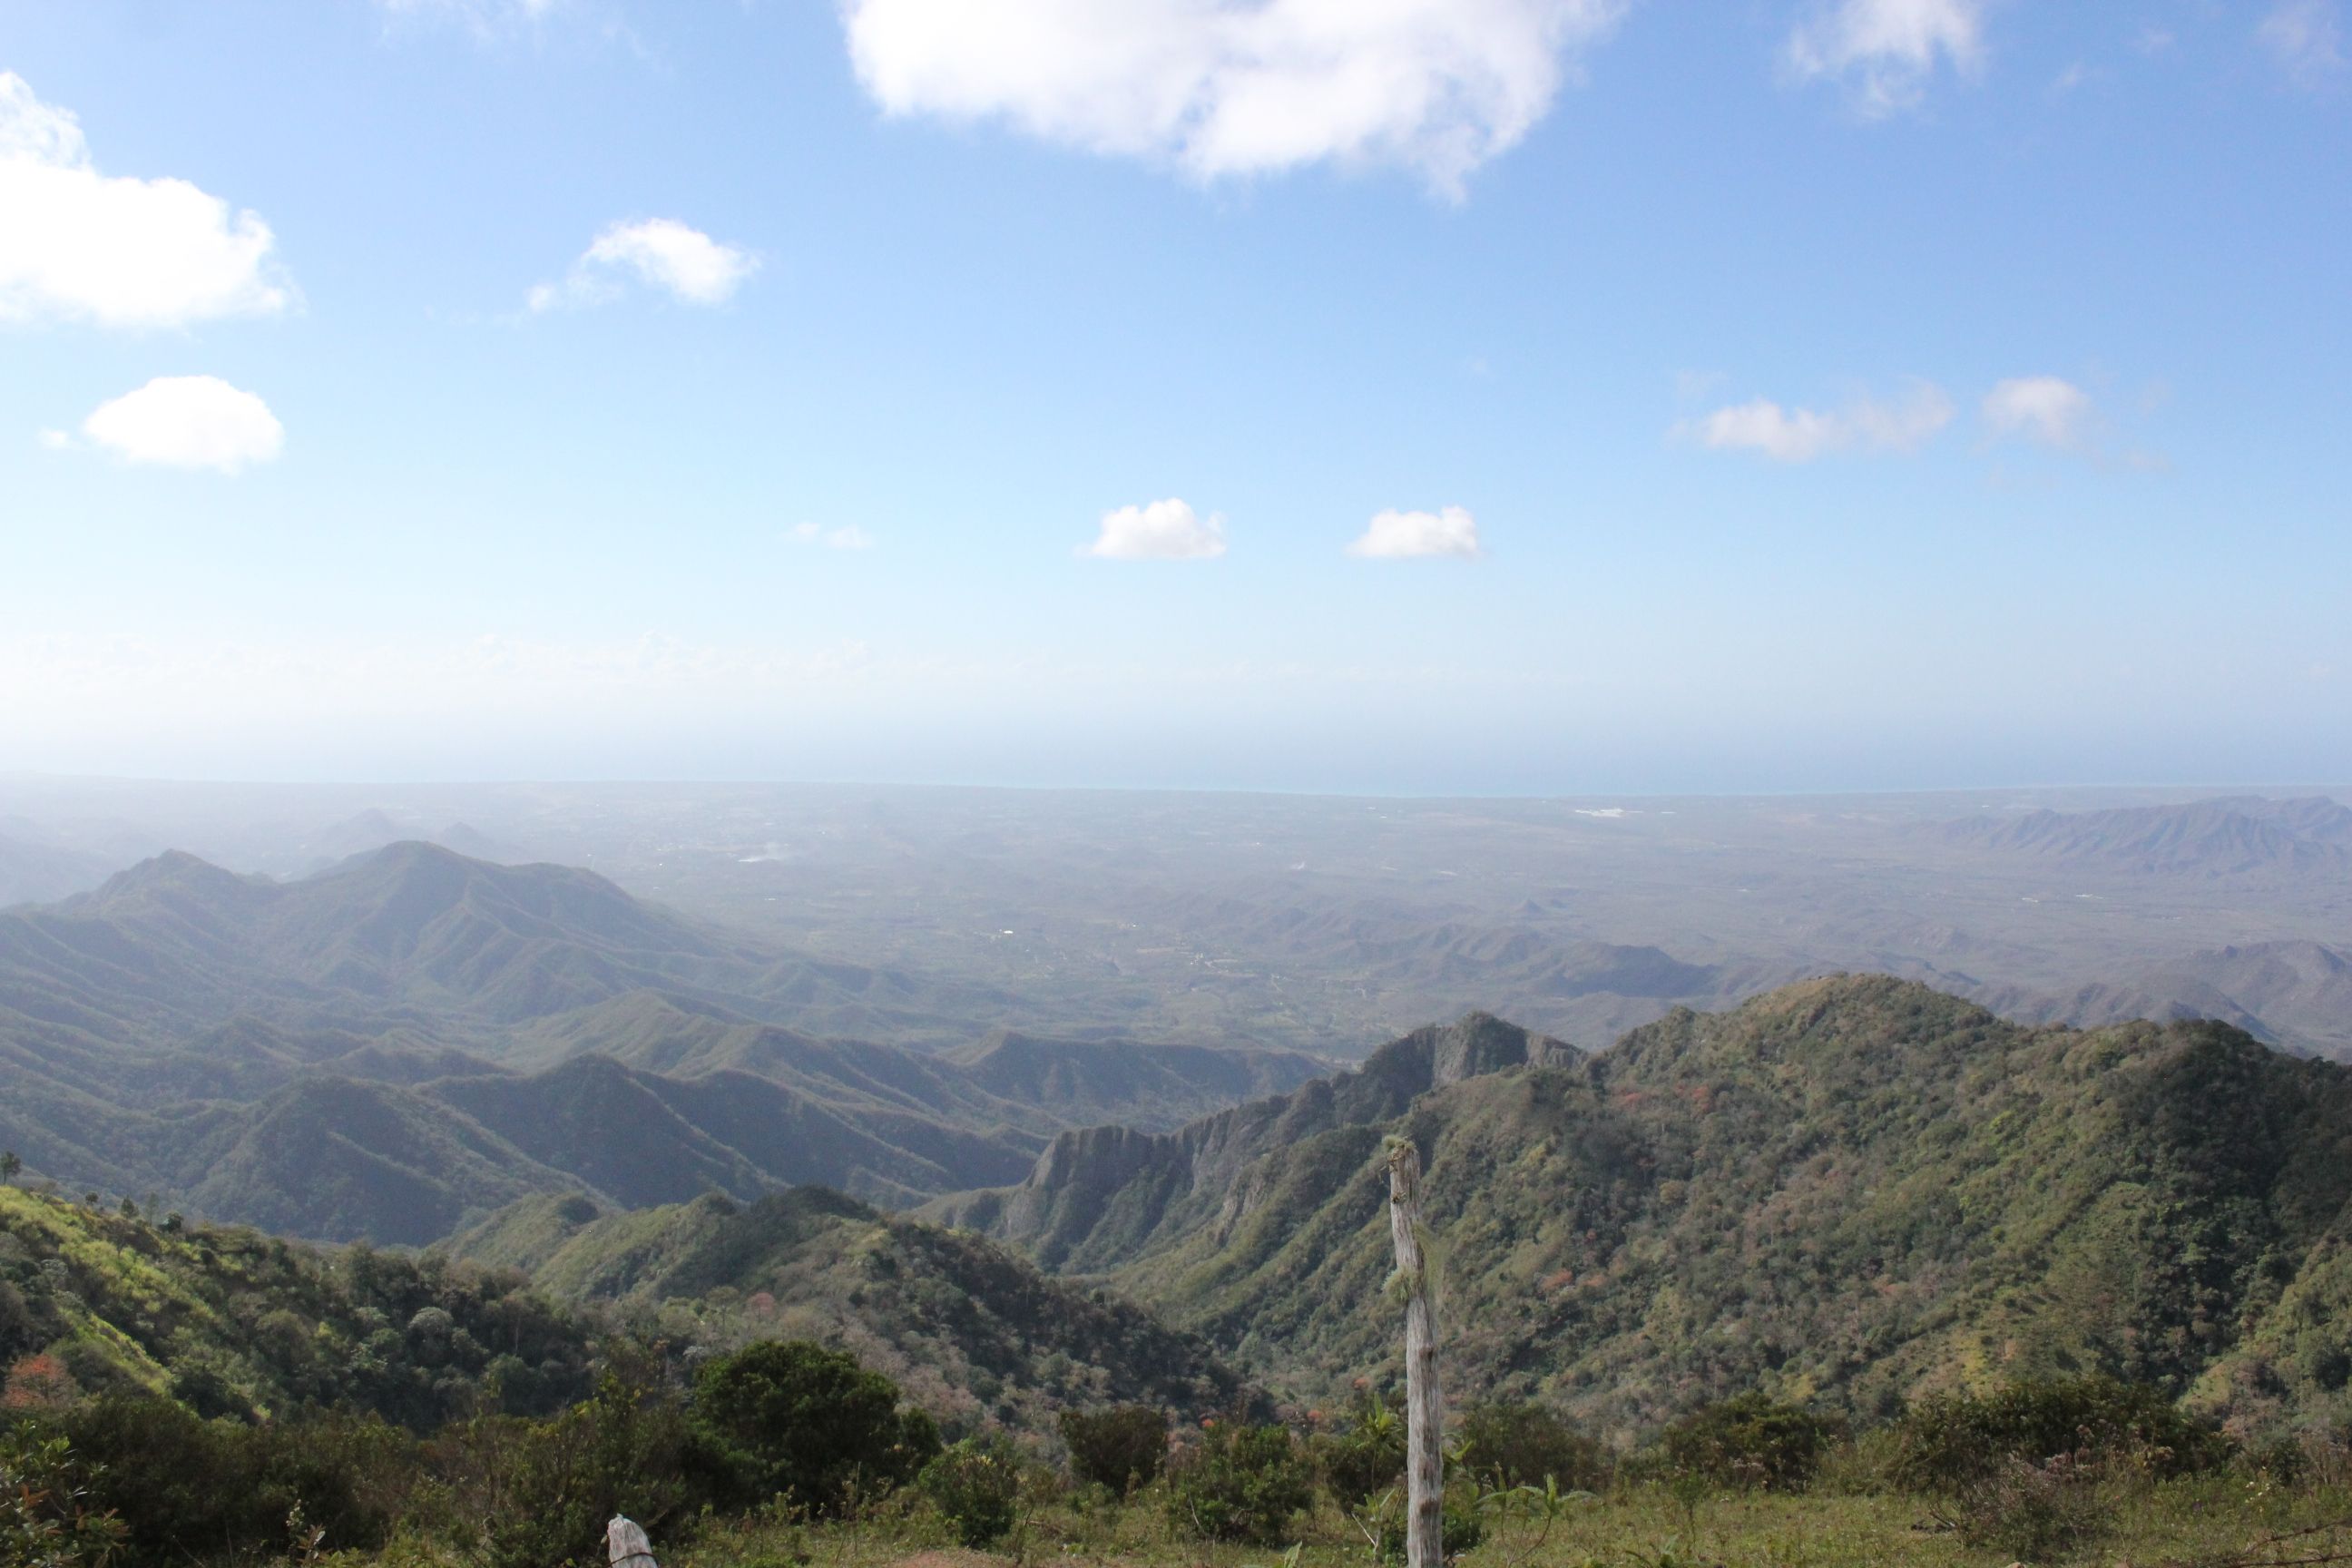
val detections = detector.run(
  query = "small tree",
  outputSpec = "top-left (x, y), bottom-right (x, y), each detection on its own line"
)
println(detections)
top-left (691, 1340), bottom-right (939, 1512)
top-left (1059, 1405), bottom-right (1167, 1493)
top-left (0, 1152), bottom-right (22, 1186)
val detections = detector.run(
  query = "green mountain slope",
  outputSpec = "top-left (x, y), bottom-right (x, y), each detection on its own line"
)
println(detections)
top-left (447, 1186), bottom-right (1252, 1431)
top-left (0, 1185), bottom-right (595, 1427)
top-left (937, 976), bottom-right (2352, 1441)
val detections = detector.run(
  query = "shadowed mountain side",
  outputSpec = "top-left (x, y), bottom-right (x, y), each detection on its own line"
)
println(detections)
top-left (446, 1186), bottom-right (1255, 1432)
top-left (926, 1012), bottom-right (1573, 1273)
top-left (933, 976), bottom-right (2352, 1440)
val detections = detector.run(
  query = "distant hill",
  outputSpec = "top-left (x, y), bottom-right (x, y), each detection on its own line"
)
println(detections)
top-left (0, 844), bottom-right (1322, 1240)
top-left (936, 977), bottom-right (2352, 1442)
top-left (1935, 795), bottom-right (2352, 877)
top-left (1989, 939), bottom-right (2352, 1061)
top-left (447, 1186), bottom-right (1252, 1431)
top-left (0, 828), bottom-right (116, 908)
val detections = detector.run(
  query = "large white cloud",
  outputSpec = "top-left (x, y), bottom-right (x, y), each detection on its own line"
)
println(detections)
top-left (530, 219), bottom-right (758, 310)
top-left (840, 0), bottom-right (1628, 195)
top-left (1787, 0), bottom-right (1985, 115)
top-left (1082, 497), bottom-right (1226, 560)
top-left (77, 376), bottom-right (284, 474)
top-left (0, 74), bottom-right (289, 329)
top-left (1347, 505), bottom-right (1482, 559)
top-left (1981, 375), bottom-right (2093, 450)
top-left (1688, 383), bottom-right (1953, 462)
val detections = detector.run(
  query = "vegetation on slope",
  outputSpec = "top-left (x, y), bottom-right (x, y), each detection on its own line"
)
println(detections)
top-left (0, 1185), bottom-right (593, 1427)
top-left (947, 975), bottom-right (2352, 1443)
top-left (448, 1186), bottom-right (1251, 1432)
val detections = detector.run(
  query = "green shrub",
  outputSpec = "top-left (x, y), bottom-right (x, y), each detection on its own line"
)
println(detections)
top-left (1455, 1403), bottom-right (1610, 1493)
top-left (1373, 1491), bottom-right (1484, 1565)
top-left (1893, 1376), bottom-right (2232, 1492)
top-left (1167, 1421), bottom-right (1315, 1545)
top-left (918, 1436), bottom-right (1024, 1547)
top-left (436, 1372), bottom-right (725, 1568)
top-left (1058, 1405), bottom-right (1166, 1494)
top-left (54, 1396), bottom-right (410, 1567)
top-left (1315, 1391), bottom-right (1405, 1505)
top-left (1653, 1393), bottom-right (1838, 1492)
top-left (0, 1427), bottom-right (126, 1568)
top-left (691, 1340), bottom-right (939, 1514)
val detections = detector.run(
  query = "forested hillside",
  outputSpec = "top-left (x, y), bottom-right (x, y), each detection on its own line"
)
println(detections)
top-left (449, 1185), bottom-right (1251, 1432)
top-left (941, 975), bottom-right (2352, 1442)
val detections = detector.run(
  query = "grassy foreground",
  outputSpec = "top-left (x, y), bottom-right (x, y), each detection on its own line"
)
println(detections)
top-left (421, 1479), bottom-right (2352, 1568)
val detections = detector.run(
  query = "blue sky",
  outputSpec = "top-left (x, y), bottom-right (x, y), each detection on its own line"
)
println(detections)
top-left (1, 0), bottom-right (2347, 792)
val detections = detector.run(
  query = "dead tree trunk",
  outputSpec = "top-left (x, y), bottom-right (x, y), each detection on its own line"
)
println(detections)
top-left (1387, 1137), bottom-right (1443, 1568)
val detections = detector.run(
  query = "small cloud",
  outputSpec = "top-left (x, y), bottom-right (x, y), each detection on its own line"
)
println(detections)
top-left (0, 73), bottom-right (291, 328)
top-left (2049, 62), bottom-right (2096, 95)
top-left (1787, 0), bottom-right (1986, 116)
top-left (2133, 25), bottom-right (2177, 55)
top-left (2260, 0), bottom-right (2347, 86)
top-left (531, 219), bottom-right (757, 310)
top-left (1684, 382), bottom-right (1953, 463)
top-left (1982, 376), bottom-right (2093, 450)
top-left (77, 375), bottom-right (284, 474)
top-left (787, 523), bottom-right (874, 550)
top-left (1082, 498), bottom-right (1225, 561)
top-left (35, 428), bottom-right (69, 450)
top-left (1346, 505), bottom-right (1482, 560)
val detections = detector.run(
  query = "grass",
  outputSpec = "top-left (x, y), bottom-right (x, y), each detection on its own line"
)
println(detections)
top-left (597, 1476), bottom-right (2352, 1568)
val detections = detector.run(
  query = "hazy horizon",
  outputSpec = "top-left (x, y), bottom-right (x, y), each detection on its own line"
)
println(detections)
top-left (7, 2), bottom-right (2350, 790)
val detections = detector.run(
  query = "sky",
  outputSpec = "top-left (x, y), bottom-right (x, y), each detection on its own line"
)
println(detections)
top-left (0, 0), bottom-right (2347, 794)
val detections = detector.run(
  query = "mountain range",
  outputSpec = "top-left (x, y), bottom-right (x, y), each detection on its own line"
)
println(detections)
top-left (0, 844), bottom-right (1321, 1242)
top-left (935, 976), bottom-right (2352, 1443)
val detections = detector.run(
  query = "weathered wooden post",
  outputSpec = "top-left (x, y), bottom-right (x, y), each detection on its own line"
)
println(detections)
top-left (1386, 1135), bottom-right (1443, 1568)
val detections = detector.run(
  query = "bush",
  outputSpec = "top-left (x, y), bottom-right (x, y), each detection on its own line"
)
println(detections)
top-left (1167, 1421), bottom-right (1315, 1544)
top-left (54, 1396), bottom-right (410, 1567)
top-left (919, 1436), bottom-right (1024, 1547)
top-left (691, 1340), bottom-right (940, 1514)
top-left (0, 1427), bottom-right (126, 1568)
top-left (1943, 1452), bottom-right (2119, 1562)
top-left (1059, 1405), bottom-right (1166, 1494)
top-left (436, 1372), bottom-right (726, 1568)
top-left (1374, 1491), bottom-right (1484, 1565)
top-left (1455, 1403), bottom-right (1610, 1493)
top-left (1654, 1393), bottom-right (1838, 1492)
top-left (1894, 1376), bottom-right (2232, 1492)
top-left (1315, 1391), bottom-right (1405, 1505)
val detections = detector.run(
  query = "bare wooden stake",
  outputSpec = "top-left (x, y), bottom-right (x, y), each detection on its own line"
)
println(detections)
top-left (1387, 1137), bottom-right (1443, 1568)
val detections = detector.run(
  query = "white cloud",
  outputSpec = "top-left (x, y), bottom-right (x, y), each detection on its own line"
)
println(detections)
top-left (1346, 505), bottom-right (1482, 560)
top-left (788, 523), bottom-right (875, 550)
top-left (2260, 1), bottom-right (2347, 86)
top-left (530, 219), bottom-right (757, 310)
top-left (839, 0), bottom-right (1629, 196)
top-left (1082, 498), bottom-right (1226, 560)
top-left (1687, 382), bottom-right (1953, 462)
top-left (1787, 0), bottom-right (1985, 115)
top-left (1982, 376), bottom-right (2093, 450)
top-left (78, 376), bottom-right (284, 474)
top-left (0, 73), bottom-right (290, 329)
